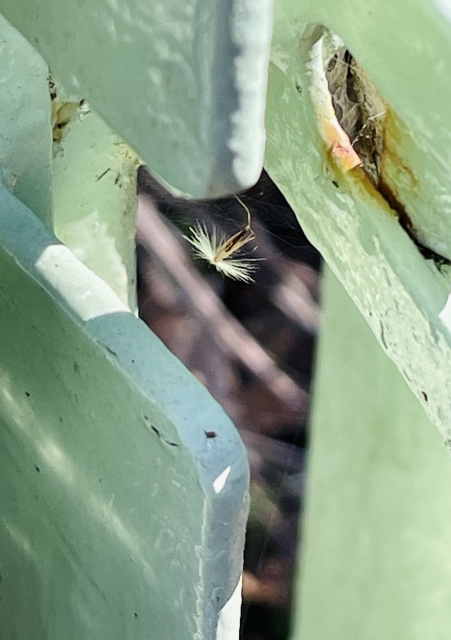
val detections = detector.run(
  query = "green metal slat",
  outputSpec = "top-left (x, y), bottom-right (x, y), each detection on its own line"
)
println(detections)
top-left (0, 15), bottom-right (52, 226)
top-left (265, 0), bottom-right (451, 445)
top-left (52, 92), bottom-right (139, 310)
top-left (294, 270), bottom-right (451, 640)
top-left (0, 0), bottom-right (273, 197)
top-left (0, 183), bottom-right (249, 639)
top-left (0, 5), bottom-right (253, 637)
top-left (0, 21), bottom-right (139, 307)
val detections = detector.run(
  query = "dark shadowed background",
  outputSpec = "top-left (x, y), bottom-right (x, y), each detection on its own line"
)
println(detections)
top-left (137, 168), bottom-right (322, 640)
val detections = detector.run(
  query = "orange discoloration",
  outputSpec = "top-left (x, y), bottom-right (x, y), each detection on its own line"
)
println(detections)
top-left (380, 109), bottom-right (419, 194)
top-left (319, 115), bottom-right (362, 172)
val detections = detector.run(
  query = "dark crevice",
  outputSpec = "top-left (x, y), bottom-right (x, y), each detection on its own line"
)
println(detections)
top-left (150, 424), bottom-right (179, 447)
top-left (377, 180), bottom-right (451, 265)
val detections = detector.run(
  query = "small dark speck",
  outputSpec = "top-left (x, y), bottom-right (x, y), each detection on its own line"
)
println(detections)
top-left (150, 424), bottom-right (179, 447)
top-left (131, 359), bottom-right (135, 364)
top-left (25, 391), bottom-right (30, 397)
top-left (332, 180), bottom-right (339, 188)
top-left (105, 345), bottom-right (118, 357)
top-left (295, 83), bottom-right (303, 94)
top-left (134, 612), bottom-right (138, 619)
top-left (99, 478), bottom-right (102, 483)
top-left (421, 391), bottom-right (428, 402)
top-left (73, 361), bottom-right (80, 375)
top-left (35, 465), bottom-right (40, 473)
top-left (205, 431), bottom-right (217, 439)
top-left (96, 167), bottom-right (111, 182)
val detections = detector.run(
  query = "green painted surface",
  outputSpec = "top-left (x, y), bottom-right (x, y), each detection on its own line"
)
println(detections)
top-left (265, 0), bottom-right (451, 446)
top-left (0, 0), bottom-right (272, 197)
top-left (268, 0), bottom-right (451, 259)
top-left (0, 15), bottom-right (52, 226)
top-left (0, 183), bottom-right (249, 638)
top-left (0, 20), bottom-right (138, 307)
top-left (52, 88), bottom-right (139, 309)
top-left (293, 270), bottom-right (451, 640)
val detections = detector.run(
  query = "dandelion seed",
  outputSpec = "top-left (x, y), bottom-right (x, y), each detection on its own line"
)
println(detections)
top-left (183, 196), bottom-right (260, 283)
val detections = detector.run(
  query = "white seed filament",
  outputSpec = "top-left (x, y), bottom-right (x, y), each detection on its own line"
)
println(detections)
top-left (183, 198), bottom-right (259, 283)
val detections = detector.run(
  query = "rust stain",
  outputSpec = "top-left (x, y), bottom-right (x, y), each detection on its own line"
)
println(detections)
top-left (315, 42), bottom-right (450, 262)
top-left (377, 110), bottom-right (450, 262)
top-left (322, 94), bottom-right (449, 263)
top-left (380, 108), bottom-right (418, 192)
